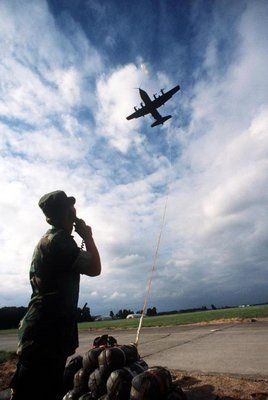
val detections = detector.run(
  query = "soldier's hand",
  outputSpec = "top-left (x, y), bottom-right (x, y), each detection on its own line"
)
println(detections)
top-left (74, 218), bottom-right (92, 240)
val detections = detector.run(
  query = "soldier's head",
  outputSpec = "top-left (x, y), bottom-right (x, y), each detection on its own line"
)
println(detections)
top-left (38, 190), bottom-right (76, 229)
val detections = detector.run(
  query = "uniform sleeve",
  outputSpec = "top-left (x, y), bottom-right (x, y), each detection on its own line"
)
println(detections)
top-left (71, 250), bottom-right (93, 275)
top-left (50, 230), bottom-right (80, 269)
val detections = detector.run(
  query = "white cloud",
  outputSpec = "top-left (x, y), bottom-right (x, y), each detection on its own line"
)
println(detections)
top-left (53, 67), bottom-right (82, 106)
top-left (110, 291), bottom-right (126, 299)
top-left (95, 64), bottom-right (144, 153)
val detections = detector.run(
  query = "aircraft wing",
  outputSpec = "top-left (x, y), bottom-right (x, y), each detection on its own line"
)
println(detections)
top-left (151, 85), bottom-right (180, 109)
top-left (126, 105), bottom-right (150, 120)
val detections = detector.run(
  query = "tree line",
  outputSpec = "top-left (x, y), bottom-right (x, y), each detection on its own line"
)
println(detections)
top-left (109, 307), bottom-right (157, 319)
top-left (0, 304), bottom-right (93, 330)
top-left (0, 305), bottom-right (159, 329)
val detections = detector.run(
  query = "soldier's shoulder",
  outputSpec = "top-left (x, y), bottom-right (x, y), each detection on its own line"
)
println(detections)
top-left (43, 227), bottom-right (66, 241)
top-left (37, 228), bottom-right (65, 249)
top-left (46, 228), bottom-right (77, 249)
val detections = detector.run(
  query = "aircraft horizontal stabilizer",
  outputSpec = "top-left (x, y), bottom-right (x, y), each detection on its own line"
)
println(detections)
top-left (151, 115), bottom-right (171, 128)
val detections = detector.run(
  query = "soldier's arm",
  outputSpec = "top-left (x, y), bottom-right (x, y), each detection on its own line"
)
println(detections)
top-left (72, 219), bottom-right (101, 277)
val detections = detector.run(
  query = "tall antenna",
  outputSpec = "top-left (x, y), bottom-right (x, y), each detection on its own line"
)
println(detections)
top-left (135, 135), bottom-right (173, 346)
top-left (135, 193), bottom-right (169, 346)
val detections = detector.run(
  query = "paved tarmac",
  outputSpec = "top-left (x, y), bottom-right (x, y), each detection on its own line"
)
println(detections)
top-left (1, 319), bottom-right (268, 380)
top-left (76, 320), bottom-right (268, 379)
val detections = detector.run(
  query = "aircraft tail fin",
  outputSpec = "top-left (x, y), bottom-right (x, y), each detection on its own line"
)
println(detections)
top-left (151, 115), bottom-right (172, 128)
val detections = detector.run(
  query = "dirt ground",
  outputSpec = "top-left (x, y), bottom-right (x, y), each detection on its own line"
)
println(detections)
top-left (1, 358), bottom-right (268, 399)
top-left (0, 359), bottom-right (16, 392)
top-left (171, 370), bottom-right (268, 400)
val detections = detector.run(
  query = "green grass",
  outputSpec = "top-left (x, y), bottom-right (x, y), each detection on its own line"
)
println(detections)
top-left (1, 305), bottom-right (267, 336)
top-left (78, 304), bottom-right (268, 331)
top-left (0, 350), bottom-right (17, 363)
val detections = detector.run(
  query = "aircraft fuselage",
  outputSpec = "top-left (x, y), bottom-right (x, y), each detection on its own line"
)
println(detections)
top-left (139, 88), bottom-right (152, 106)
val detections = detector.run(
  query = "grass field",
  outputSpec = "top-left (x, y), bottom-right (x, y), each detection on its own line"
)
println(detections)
top-left (78, 304), bottom-right (268, 331)
top-left (1, 304), bottom-right (267, 335)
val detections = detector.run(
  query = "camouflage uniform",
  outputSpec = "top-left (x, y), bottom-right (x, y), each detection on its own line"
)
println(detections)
top-left (10, 226), bottom-right (82, 400)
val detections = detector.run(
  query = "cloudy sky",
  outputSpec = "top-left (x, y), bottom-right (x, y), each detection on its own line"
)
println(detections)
top-left (0, 0), bottom-right (267, 316)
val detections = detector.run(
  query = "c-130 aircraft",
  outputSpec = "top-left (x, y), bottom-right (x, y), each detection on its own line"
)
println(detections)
top-left (126, 84), bottom-right (180, 127)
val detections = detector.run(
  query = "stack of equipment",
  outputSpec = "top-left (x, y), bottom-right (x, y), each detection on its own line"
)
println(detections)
top-left (62, 335), bottom-right (186, 400)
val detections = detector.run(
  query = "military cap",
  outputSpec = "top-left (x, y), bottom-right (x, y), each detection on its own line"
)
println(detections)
top-left (38, 190), bottom-right (75, 218)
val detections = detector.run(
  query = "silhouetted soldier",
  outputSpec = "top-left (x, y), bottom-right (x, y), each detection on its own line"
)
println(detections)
top-left (9, 190), bottom-right (101, 400)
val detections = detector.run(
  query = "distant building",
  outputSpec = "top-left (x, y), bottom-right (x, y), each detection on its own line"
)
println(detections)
top-left (126, 313), bottom-right (142, 319)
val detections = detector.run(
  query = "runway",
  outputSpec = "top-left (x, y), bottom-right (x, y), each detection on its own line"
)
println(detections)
top-left (77, 319), bottom-right (268, 378)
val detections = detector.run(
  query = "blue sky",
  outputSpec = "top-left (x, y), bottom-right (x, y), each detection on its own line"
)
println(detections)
top-left (0, 0), bottom-right (268, 315)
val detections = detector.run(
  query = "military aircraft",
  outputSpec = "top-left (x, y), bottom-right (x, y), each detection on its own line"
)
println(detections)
top-left (126, 84), bottom-right (180, 127)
